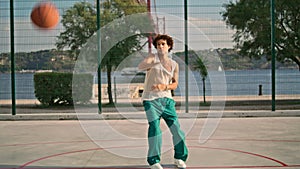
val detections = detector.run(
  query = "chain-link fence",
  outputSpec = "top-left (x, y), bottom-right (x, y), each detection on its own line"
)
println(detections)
top-left (1, 0), bottom-right (299, 115)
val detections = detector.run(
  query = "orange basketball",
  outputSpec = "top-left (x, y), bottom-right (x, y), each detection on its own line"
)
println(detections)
top-left (30, 2), bottom-right (59, 29)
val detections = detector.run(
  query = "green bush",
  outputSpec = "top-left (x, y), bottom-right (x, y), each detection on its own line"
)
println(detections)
top-left (34, 72), bottom-right (93, 106)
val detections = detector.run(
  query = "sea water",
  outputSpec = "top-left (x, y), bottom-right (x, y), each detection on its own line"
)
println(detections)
top-left (0, 69), bottom-right (299, 99)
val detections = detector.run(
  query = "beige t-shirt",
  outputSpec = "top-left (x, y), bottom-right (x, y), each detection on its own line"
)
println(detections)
top-left (142, 54), bottom-right (177, 101)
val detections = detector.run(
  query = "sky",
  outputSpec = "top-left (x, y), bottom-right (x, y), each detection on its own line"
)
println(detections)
top-left (0, 0), bottom-right (234, 53)
top-left (152, 0), bottom-right (234, 51)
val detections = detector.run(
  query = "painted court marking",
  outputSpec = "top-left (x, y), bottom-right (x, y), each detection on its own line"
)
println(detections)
top-left (17, 145), bottom-right (300, 169)
top-left (0, 138), bottom-right (299, 169)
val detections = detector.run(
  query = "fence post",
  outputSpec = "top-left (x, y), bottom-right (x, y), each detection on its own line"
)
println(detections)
top-left (96, 0), bottom-right (102, 114)
top-left (271, 0), bottom-right (276, 111)
top-left (114, 76), bottom-right (117, 103)
top-left (184, 0), bottom-right (189, 113)
top-left (258, 84), bottom-right (263, 96)
top-left (10, 0), bottom-right (16, 115)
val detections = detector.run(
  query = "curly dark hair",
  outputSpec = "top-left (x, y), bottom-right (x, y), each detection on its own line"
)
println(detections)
top-left (152, 34), bottom-right (174, 52)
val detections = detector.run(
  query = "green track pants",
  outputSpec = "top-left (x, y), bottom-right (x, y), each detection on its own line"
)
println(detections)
top-left (143, 97), bottom-right (188, 165)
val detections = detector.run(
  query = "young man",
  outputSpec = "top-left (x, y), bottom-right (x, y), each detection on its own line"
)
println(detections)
top-left (138, 34), bottom-right (188, 169)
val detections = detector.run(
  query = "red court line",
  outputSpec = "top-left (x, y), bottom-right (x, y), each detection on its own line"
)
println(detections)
top-left (17, 145), bottom-right (294, 169)
top-left (7, 165), bottom-right (300, 169)
top-left (18, 147), bottom-right (103, 169)
top-left (18, 145), bottom-right (150, 169)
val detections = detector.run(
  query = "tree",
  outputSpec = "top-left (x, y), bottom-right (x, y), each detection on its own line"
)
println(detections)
top-left (56, 0), bottom-right (150, 104)
top-left (222, 0), bottom-right (300, 70)
top-left (99, 0), bottom-right (149, 104)
top-left (56, 1), bottom-right (97, 59)
top-left (192, 54), bottom-right (208, 103)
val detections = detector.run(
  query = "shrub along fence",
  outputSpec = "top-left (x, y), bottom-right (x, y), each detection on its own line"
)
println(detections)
top-left (34, 72), bottom-right (93, 106)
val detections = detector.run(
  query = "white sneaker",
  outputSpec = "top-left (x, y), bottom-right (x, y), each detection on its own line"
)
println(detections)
top-left (174, 159), bottom-right (186, 168)
top-left (150, 163), bottom-right (163, 169)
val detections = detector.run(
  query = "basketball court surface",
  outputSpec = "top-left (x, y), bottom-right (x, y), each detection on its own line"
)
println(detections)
top-left (1, 117), bottom-right (300, 169)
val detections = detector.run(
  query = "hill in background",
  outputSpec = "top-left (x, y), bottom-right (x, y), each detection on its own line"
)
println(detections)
top-left (0, 48), bottom-right (297, 73)
top-left (175, 49), bottom-right (297, 71)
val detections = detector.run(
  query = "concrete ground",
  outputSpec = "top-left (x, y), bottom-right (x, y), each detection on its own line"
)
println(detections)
top-left (1, 95), bottom-right (300, 120)
top-left (0, 117), bottom-right (300, 169)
